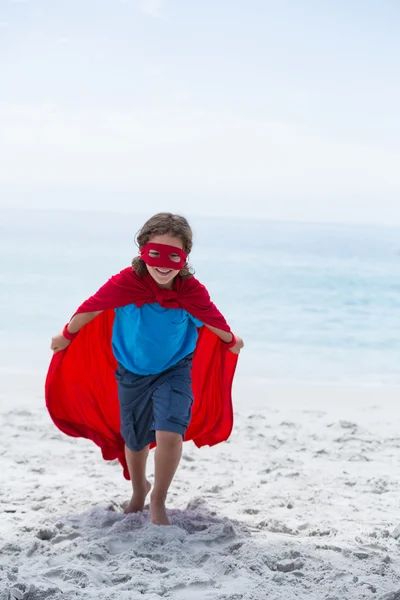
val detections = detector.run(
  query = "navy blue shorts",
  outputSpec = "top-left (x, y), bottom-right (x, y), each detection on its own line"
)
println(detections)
top-left (115, 354), bottom-right (194, 452)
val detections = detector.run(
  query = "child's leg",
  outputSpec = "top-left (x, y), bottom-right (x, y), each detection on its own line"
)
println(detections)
top-left (115, 362), bottom-right (157, 514)
top-left (150, 431), bottom-right (183, 525)
top-left (124, 444), bottom-right (151, 514)
top-left (125, 446), bottom-right (151, 513)
top-left (150, 354), bottom-right (194, 525)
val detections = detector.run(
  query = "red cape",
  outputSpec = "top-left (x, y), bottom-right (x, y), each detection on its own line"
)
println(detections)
top-left (45, 269), bottom-right (238, 479)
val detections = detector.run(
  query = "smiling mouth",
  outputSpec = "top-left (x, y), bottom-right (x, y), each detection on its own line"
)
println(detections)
top-left (155, 268), bottom-right (172, 275)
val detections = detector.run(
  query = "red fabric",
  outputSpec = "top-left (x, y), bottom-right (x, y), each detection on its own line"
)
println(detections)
top-left (62, 324), bottom-right (78, 341)
top-left (45, 269), bottom-right (238, 479)
top-left (73, 267), bottom-right (232, 332)
top-left (140, 242), bottom-right (187, 270)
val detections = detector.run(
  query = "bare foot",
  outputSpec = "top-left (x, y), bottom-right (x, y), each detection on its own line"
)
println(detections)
top-left (150, 495), bottom-right (170, 526)
top-left (124, 480), bottom-right (151, 514)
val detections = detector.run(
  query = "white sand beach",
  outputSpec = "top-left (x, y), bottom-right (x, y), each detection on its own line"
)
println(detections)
top-left (1, 373), bottom-right (400, 600)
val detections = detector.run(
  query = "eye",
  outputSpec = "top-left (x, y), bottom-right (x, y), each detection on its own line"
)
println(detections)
top-left (169, 253), bottom-right (181, 263)
top-left (149, 250), bottom-right (160, 257)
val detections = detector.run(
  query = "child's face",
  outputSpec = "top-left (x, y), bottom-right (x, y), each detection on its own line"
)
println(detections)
top-left (145, 233), bottom-right (185, 288)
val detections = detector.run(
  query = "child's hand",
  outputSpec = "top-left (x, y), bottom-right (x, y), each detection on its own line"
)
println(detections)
top-left (51, 332), bottom-right (71, 354)
top-left (229, 335), bottom-right (244, 354)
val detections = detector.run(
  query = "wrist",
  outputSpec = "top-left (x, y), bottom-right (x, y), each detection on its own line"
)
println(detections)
top-left (223, 333), bottom-right (236, 349)
top-left (62, 323), bottom-right (78, 341)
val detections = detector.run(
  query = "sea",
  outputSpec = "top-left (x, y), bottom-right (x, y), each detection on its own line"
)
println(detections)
top-left (1, 209), bottom-right (400, 387)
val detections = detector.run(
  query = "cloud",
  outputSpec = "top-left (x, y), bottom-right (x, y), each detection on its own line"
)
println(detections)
top-left (137, 0), bottom-right (166, 19)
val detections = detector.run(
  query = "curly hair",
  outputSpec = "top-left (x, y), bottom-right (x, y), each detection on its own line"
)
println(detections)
top-left (132, 212), bottom-right (194, 278)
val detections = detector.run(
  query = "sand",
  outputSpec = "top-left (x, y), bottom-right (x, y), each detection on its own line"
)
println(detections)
top-left (1, 373), bottom-right (400, 599)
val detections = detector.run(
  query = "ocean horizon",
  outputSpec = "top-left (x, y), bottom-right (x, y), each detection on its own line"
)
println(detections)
top-left (2, 208), bottom-right (400, 387)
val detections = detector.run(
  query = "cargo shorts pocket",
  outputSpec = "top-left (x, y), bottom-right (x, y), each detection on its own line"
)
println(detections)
top-left (119, 402), bottom-right (138, 449)
top-left (168, 379), bottom-right (193, 428)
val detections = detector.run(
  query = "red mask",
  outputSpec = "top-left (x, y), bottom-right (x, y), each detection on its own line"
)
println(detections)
top-left (140, 243), bottom-right (187, 271)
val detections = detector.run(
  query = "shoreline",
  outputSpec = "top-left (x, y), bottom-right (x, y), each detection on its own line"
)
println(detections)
top-left (2, 366), bottom-right (400, 402)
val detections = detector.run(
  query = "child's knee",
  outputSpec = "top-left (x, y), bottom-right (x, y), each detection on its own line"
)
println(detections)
top-left (156, 430), bottom-right (182, 447)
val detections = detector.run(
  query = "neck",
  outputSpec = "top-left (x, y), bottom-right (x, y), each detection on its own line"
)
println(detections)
top-left (157, 281), bottom-right (174, 290)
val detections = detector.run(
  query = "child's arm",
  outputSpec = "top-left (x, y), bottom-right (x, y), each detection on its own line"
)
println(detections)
top-left (67, 311), bottom-right (103, 333)
top-left (204, 325), bottom-right (244, 354)
top-left (51, 311), bottom-right (103, 353)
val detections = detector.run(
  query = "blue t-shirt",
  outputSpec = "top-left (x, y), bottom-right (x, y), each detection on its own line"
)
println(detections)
top-left (112, 302), bottom-right (203, 375)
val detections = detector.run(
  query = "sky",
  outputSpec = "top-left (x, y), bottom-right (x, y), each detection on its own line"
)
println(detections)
top-left (1, 0), bottom-right (400, 224)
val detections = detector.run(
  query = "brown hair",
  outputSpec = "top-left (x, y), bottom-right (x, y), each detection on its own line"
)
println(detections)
top-left (132, 212), bottom-right (194, 278)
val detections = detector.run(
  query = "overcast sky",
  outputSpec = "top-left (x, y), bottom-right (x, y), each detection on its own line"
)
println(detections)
top-left (1, 0), bottom-right (399, 224)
